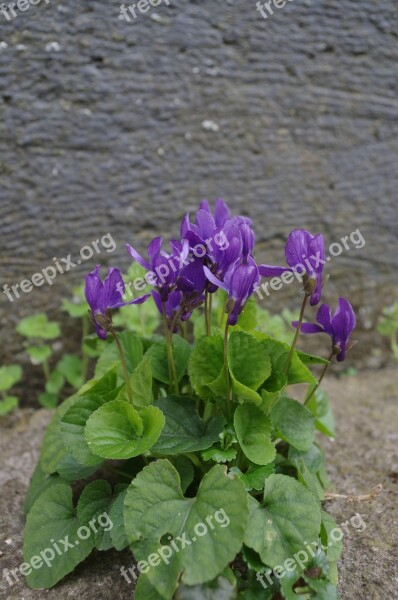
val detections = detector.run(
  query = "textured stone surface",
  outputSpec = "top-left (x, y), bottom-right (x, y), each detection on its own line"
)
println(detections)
top-left (0, 1), bottom-right (397, 358)
top-left (0, 367), bottom-right (397, 599)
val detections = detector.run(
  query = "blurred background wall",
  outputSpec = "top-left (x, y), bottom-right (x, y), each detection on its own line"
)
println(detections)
top-left (1, 0), bottom-right (397, 370)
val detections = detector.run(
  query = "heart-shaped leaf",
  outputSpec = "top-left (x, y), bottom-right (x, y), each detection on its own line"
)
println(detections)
top-left (23, 483), bottom-right (94, 589)
top-left (124, 460), bottom-right (249, 598)
top-left (234, 404), bottom-right (276, 466)
top-left (271, 397), bottom-right (315, 451)
top-left (146, 335), bottom-right (191, 384)
top-left (151, 396), bottom-right (224, 455)
top-left (84, 400), bottom-right (165, 459)
top-left (188, 334), bottom-right (225, 399)
top-left (244, 474), bottom-right (321, 568)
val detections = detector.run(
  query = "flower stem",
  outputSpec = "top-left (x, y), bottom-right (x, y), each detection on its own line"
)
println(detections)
top-left (81, 314), bottom-right (89, 382)
top-left (162, 303), bottom-right (179, 395)
top-left (110, 327), bottom-right (132, 403)
top-left (204, 290), bottom-right (210, 336)
top-left (304, 349), bottom-right (334, 406)
top-left (284, 294), bottom-right (308, 375)
top-left (208, 292), bottom-right (213, 334)
top-left (224, 320), bottom-right (231, 416)
top-left (43, 358), bottom-right (50, 381)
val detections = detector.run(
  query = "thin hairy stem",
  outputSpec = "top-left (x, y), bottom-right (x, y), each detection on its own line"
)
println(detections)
top-left (110, 328), bottom-right (132, 403)
top-left (284, 294), bottom-right (308, 374)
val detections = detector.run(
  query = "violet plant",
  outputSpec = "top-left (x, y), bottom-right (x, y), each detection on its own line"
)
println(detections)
top-left (23, 200), bottom-right (356, 599)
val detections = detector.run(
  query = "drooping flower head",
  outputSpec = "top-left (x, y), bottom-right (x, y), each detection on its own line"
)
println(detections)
top-left (126, 237), bottom-right (189, 303)
top-left (126, 236), bottom-right (205, 326)
top-left (293, 297), bottom-right (356, 361)
top-left (181, 199), bottom-right (257, 296)
top-left (204, 256), bottom-right (261, 326)
top-left (180, 198), bottom-right (231, 247)
top-left (259, 229), bottom-right (325, 305)
top-left (84, 265), bottom-right (149, 339)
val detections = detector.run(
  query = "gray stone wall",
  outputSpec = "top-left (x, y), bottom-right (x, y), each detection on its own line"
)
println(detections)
top-left (1, 0), bottom-right (397, 363)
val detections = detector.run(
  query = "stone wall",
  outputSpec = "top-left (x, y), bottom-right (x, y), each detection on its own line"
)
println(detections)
top-left (1, 0), bottom-right (397, 364)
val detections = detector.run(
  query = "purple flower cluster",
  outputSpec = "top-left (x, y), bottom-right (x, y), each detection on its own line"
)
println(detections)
top-left (124, 199), bottom-right (261, 327)
top-left (84, 199), bottom-right (356, 361)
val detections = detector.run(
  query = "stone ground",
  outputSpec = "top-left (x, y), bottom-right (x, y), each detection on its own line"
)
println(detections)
top-left (0, 367), bottom-right (397, 600)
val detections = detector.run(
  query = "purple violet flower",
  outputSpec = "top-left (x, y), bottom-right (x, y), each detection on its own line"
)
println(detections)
top-left (259, 229), bottom-right (325, 305)
top-left (126, 237), bottom-right (189, 302)
top-left (293, 297), bottom-right (356, 361)
top-left (85, 265), bottom-right (149, 339)
top-left (204, 256), bottom-right (261, 326)
top-left (180, 198), bottom-right (231, 244)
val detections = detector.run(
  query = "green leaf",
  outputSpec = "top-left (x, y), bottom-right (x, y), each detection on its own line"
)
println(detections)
top-left (202, 447), bottom-right (237, 464)
top-left (78, 368), bottom-right (120, 399)
top-left (56, 453), bottom-right (100, 482)
top-left (260, 371), bottom-right (287, 414)
top-left (39, 395), bottom-right (81, 474)
top-left (175, 574), bottom-right (238, 599)
top-left (315, 390), bottom-right (335, 438)
top-left (38, 392), bottom-right (58, 408)
top-left (57, 354), bottom-right (83, 388)
top-left (76, 480), bottom-right (113, 550)
top-left (288, 443), bottom-right (324, 473)
top-left (109, 487), bottom-right (129, 551)
top-left (24, 463), bottom-right (62, 514)
top-left (169, 457), bottom-right (195, 494)
top-left (232, 463), bottom-right (275, 491)
top-left (62, 298), bottom-right (88, 318)
top-left (297, 350), bottom-right (330, 366)
top-left (279, 569), bottom-right (307, 600)
top-left (17, 314), bottom-right (60, 340)
top-left (113, 285), bottom-right (160, 337)
top-left (0, 395), bottom-right (18, 415)
top-left (61, 395), bottom-right (107, 467)
top-left (188, 334), bottom-right (225, 399)
top-left (244, 577), bottom-right (276, 600)
top-left (234, 404), bottom-right (276, 466)
top-left (244, 474), bottom-right (321, 568)
top-left (85, 400), bottom-right (165, 459)
top-left (45, 371), bottom-right (65, 395)
top-left (234, 296), bottom-right (257, 331)
top-left (26, 345), bottom-right (52, 365)
top-left (116, 355), bottom-right (153, 407)
top-left (295, 458), bottom-right (325, 501)
top-left (124, 460), bottom-right (249, 598)
top-left (151, 396), bottom-right (224, 455)
top-left (82, 334), bottom-right (102, 358)
top-left (146, 335), bottom-right (190, 384)
top-left (320, 511), bottom-right (343, 563)
top-left (271, 397), bottom-right (315, 451)
top-left (23, 483), bottom-right (94, 589)
top-left (302, 576), bottom-right (338, 600)
top-left (259, 337), bottom-right (317, 385)
top-left (95, 332), bottom-right (143, 378)
top-left (228, 331), bottom-right (271, 392)
top-left (134, 574), bottom-right (168, 600)
top-left (0, 364), bottom-right (22, 391)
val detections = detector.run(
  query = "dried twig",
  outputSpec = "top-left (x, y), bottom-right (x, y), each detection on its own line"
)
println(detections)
top-left (324, 483), bottom-right (383, 502)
